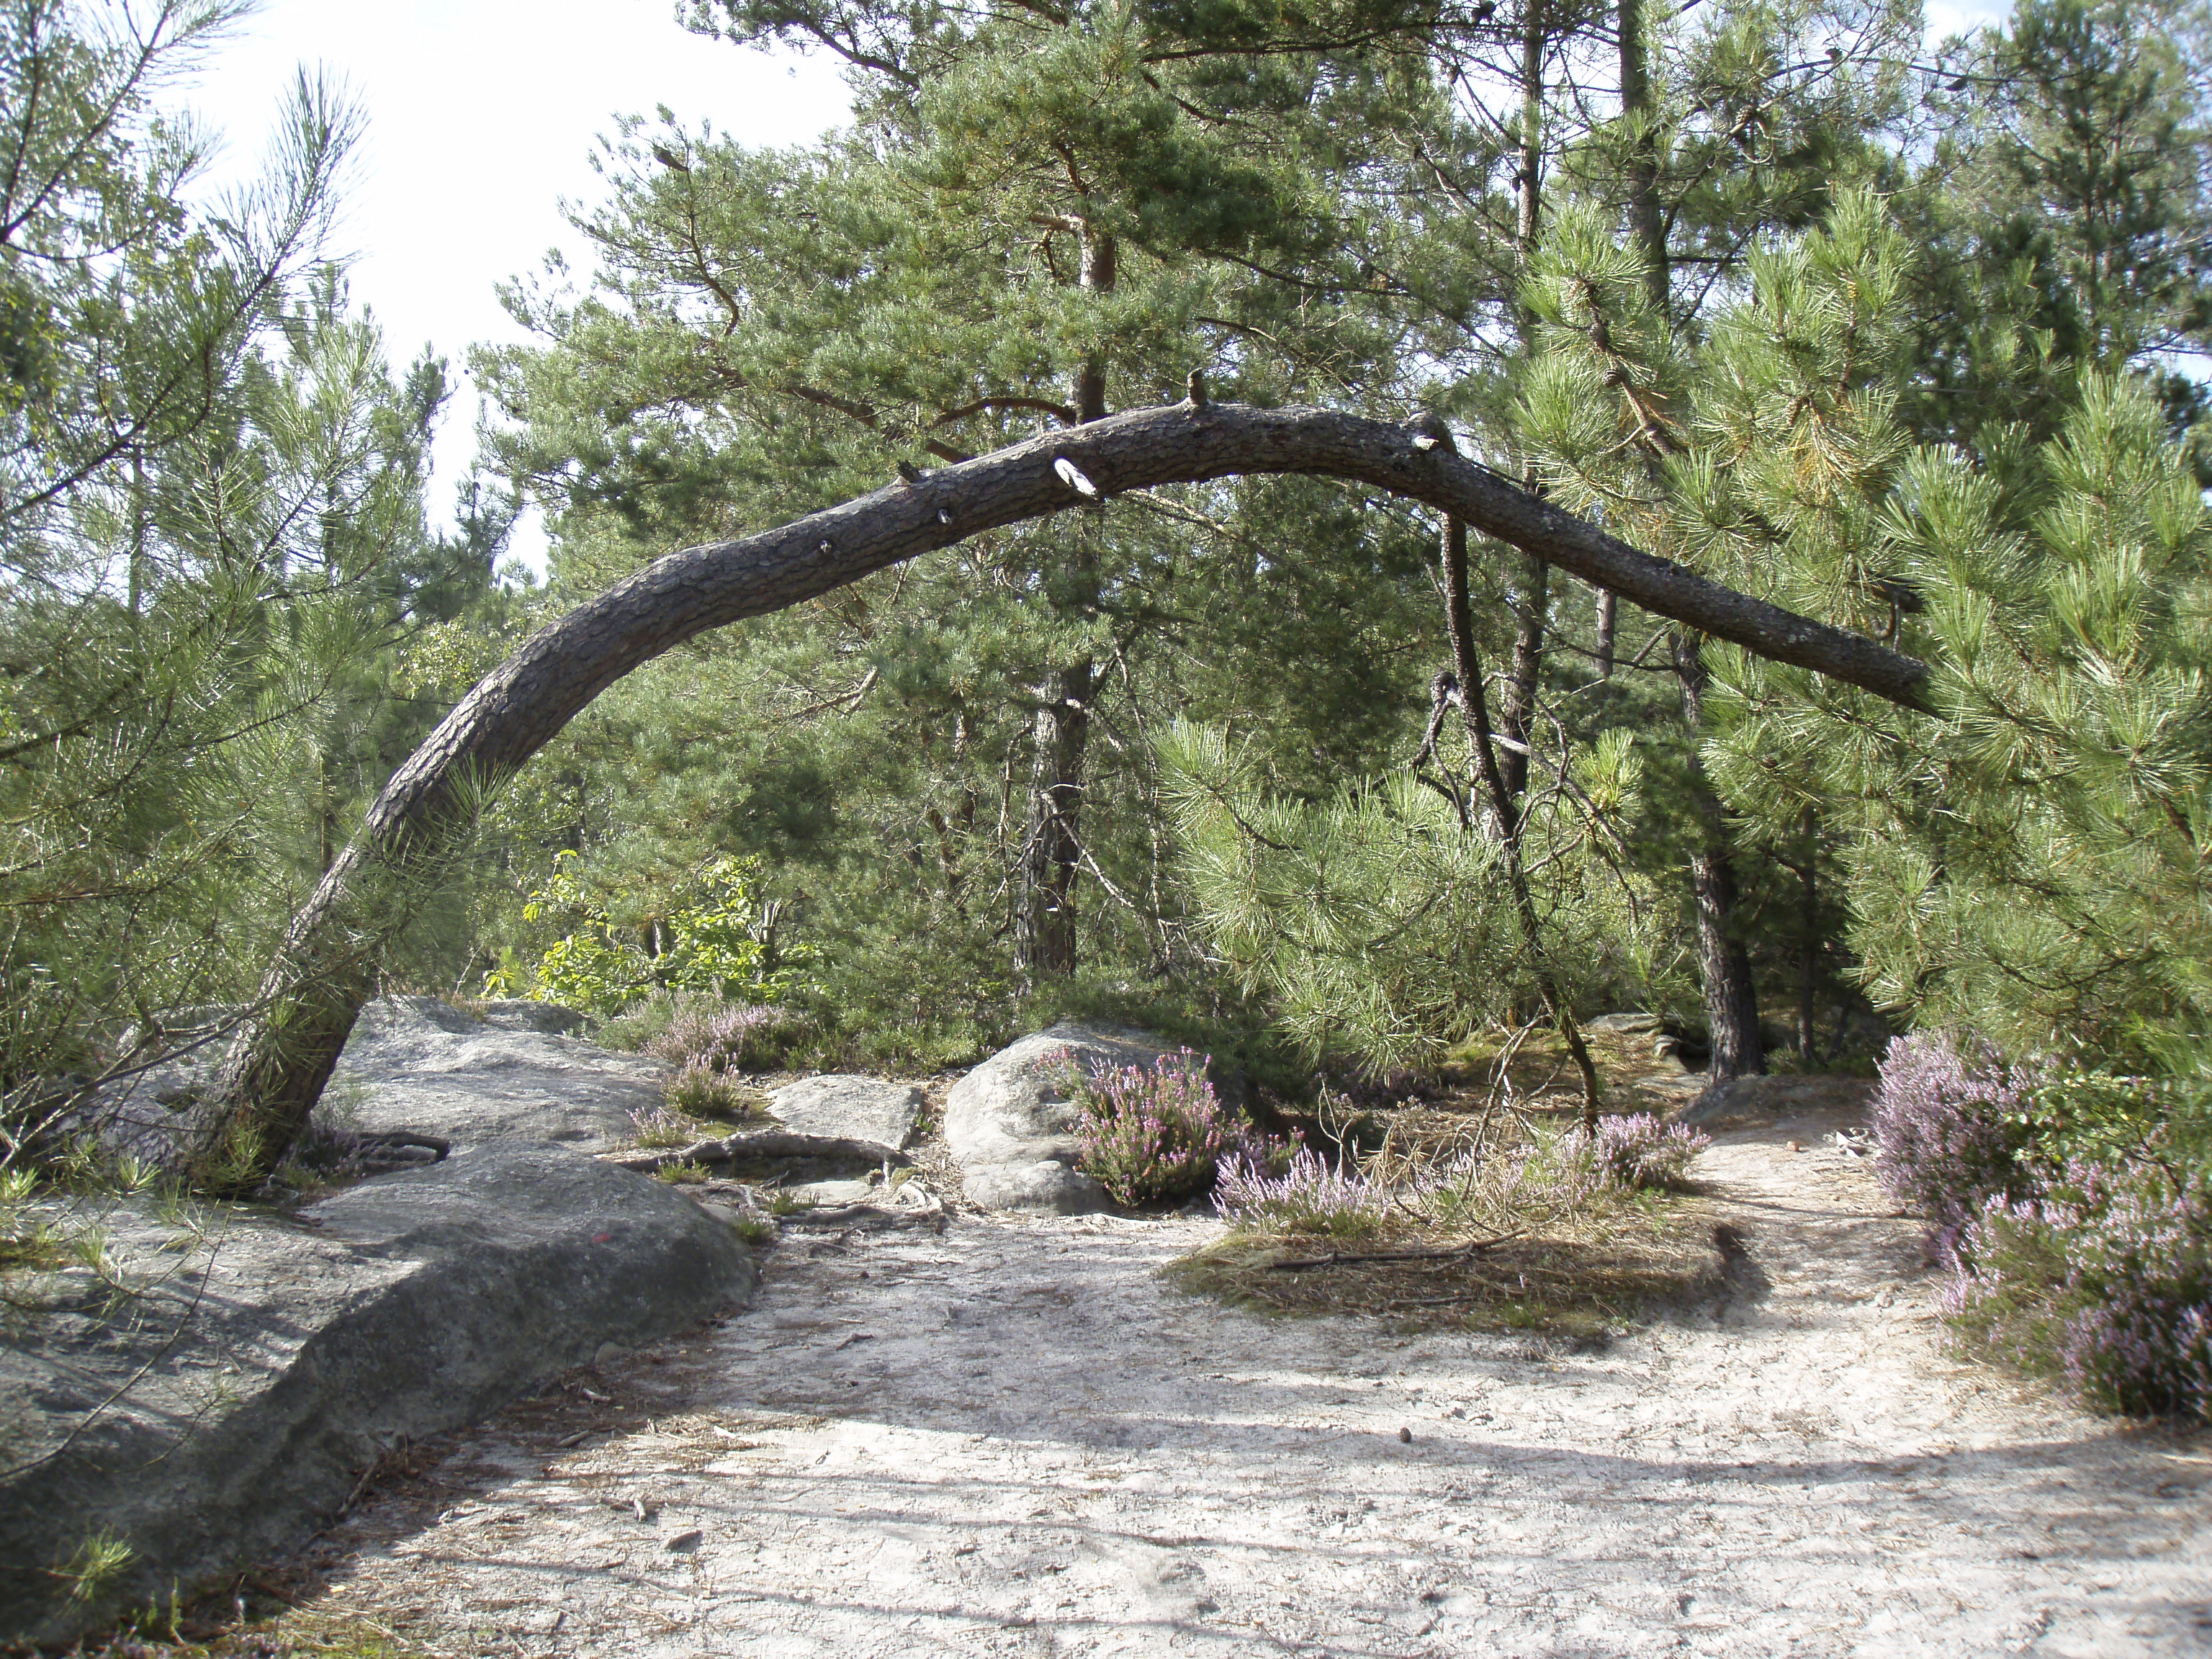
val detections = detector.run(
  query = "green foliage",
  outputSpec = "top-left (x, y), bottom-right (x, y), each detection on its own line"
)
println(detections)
top-left (2028, 1069), bottom-right (2212, 1175)
top-left (1710, 377), bottom-right (2212, 1066)
top-left (53, 1527), bottom-right (135, 1609)
top-left (1902, 0), bottom-right (2212, 453)
top-left (0, 3), bottom-right (508, 1159)
top-left (1161, 721), bottom-right (1670, 1071)
top-left (505, 853), bottom-right (815, 1017)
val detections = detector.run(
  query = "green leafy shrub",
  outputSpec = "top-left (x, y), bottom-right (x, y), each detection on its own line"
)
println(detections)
top-left (502, 854), bottom-right (816, 1017)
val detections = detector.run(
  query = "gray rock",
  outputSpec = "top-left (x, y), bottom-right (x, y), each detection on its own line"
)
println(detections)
top-left (610, 1127), bottom-right (912, 1176)
top-left (962, 1159), bottom-right (1112, 1215)
top-left (86, 996), bottom-right (661, 1165)
top-left (331, 995), bottom-right (662, 1154)
top-left (1676, 1071), bottom-right (1876, 1127)
top-left (767, 1075), bottom-right (922, 1154)
top-left (472, 999), bottom-right (590, 1038)
top-left (0, 1143), bottom-right (752, 1645)
top-left (945, 1022), bottom-right (1198, 1213)
top-left (1583, 1011), bottom-right (1668, 1036)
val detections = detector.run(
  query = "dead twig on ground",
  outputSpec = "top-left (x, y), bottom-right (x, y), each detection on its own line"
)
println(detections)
top-left (1267, 1233), bottom-right (1524, 1272)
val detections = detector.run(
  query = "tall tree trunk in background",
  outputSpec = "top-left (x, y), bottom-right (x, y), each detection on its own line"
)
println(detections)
top-left (1072, 229), bottom-right (1114, 426)
top-left (1619, 0), bottom-right (1667, 312)
top-left (1498, 554), bottom-right (1548, 802)
top-left (1594, 0), bottom-right (1665, 681)
top-left (1608, 12), bottom-right (1762, 1082)
top-left (1015, 222), bottom-right (1112, 986)
top-left (1016, 659), bottom-right (1092, 982)
top-left (1676, 636), bottom-right (1764, 1082)
top-left (1796, 806), bottom-right (1820, 1062)
top-left (1501, 9), bottom-right (1551, 804)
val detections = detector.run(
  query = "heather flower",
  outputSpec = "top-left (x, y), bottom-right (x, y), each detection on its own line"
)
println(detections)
top-left (664, 1055), bottom-right (759, 1119)
top-left (1949, 1159), bottom-right (2212, 1421)
top-left (647, 998), bottom-right (807, 1075)
top-left (1214, 1147), bottom-right (1394, 1237)
top-left (626, 1103), bottom-right (701, 1149)
top-left (1069, 1048), bottom-right (1276, 1207)
top-left (1593, 1113), bottom-right (1709, 1191)
top-left (1871, 1033), bottom-right (2041, 1231)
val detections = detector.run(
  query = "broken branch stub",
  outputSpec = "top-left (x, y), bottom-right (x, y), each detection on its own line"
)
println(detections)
top-left (199, 399), bottom-right (1930, 1187)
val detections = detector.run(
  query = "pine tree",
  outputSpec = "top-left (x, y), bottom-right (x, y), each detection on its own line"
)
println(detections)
top-left (0, 5), bottom-right (479, 1145)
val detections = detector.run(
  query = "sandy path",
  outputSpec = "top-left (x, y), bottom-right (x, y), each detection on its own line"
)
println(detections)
top-left (304, 1110), bottom-right (2212, 1657)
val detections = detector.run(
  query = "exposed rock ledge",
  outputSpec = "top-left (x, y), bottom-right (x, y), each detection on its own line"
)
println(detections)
top-left (2, 1073), bottom-right (754, 1643)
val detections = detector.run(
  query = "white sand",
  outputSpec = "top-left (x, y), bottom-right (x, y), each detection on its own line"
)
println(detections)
top-left (306, 1108), bottom-right (2212, 1656)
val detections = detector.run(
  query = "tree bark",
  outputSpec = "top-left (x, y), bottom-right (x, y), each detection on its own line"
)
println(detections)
top-left (1498, 552), bottom-right (1548, 805)
top-left (181, 397), bottom-right (1925, 1187)
top-left (1442, 513), bottom-right (1602, 1130)
top-left (1618, 0), bottom-right (1667, 313)
top-left (1796, 806), bottom-right (1820, 1063)
top-left (1015, 658), bottom-right (1091, 984)
top-left (1675, 635), bottom-right (1764, 1084)
top-left (1012, 219), bottom-right (1112, 982)
top-left (1501, 18), bottom-right (1552, 804)
top-left (1597, 0), bottom-right (1663, 680)
top-left (1689, 837), bottom-right (1763, 1082)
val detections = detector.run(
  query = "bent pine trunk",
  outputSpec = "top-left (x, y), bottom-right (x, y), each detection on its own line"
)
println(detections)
top-left (185, 397), bottom-right (1930, 1187)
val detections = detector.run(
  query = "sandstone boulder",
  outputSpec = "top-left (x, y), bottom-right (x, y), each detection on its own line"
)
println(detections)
top-left (0, 1143), bottom-right (753, 1645)
top-left (945, 1022), bottom-right (1214, 1214)
top-left (766, 1075), bottom-right (922, 1158)
top-left (332, 996), bottom-right (659, 1154)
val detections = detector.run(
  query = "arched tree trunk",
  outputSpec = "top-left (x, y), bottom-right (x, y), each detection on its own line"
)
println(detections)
top-left (181, 396), bottom-right (1929, 1189)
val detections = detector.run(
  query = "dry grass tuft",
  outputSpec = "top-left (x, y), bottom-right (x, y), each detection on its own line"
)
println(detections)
top-left (1168, 1198), bottom-right (1725, 1339)
top-left (1171, 1022), bottom-right (1727, 1336)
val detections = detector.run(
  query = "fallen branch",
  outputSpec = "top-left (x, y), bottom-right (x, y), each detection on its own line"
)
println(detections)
top-left (1267, 1233), bottom-right (1522, 1272)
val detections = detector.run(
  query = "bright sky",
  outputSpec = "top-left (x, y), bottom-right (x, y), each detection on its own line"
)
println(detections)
top-left (187, 1), bottom-right (853, 572)
top-left (184, 0), bottom-right (2016, 577)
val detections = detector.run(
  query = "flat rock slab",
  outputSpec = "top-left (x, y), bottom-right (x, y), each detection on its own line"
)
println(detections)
top-left (89, 997), bottom-right (658, 1161)
top-left (331, 997), bottom-right (662, 1154)
top-left (767, 1075), bottom-right (922, 1155)
top-left (609, 1127), bottom-right (913, 1177)
top-left (0, 1144), bottom-right (753, 1645)
top-left (945, 1022), bottom-right (1214, 1214)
